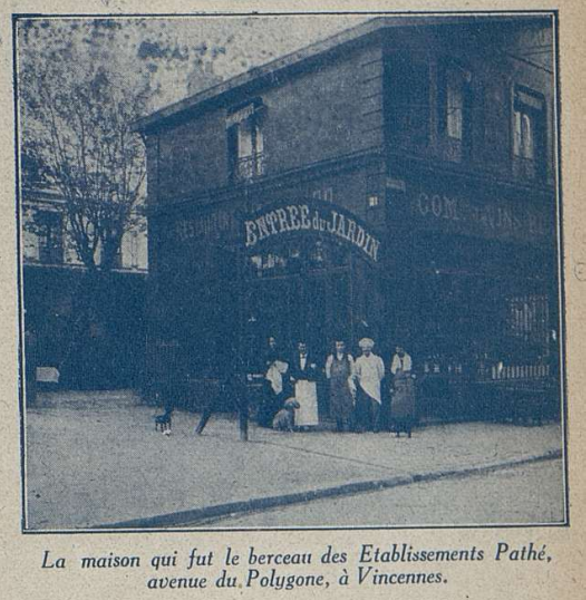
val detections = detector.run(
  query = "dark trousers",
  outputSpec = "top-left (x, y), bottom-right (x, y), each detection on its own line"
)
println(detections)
top-left (355, 388), bottom-right (381, 432)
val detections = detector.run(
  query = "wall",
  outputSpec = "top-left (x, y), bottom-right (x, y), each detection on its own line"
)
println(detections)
top-left (382, 20), bottom-right (555, 186)
top-left (148, 41), bottom-right (385, 205)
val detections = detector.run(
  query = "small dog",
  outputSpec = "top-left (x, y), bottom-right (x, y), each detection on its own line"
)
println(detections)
top-left (272, 398), bottom-right (300, 432)
top-left (155, 406), bottom-right (174, 435)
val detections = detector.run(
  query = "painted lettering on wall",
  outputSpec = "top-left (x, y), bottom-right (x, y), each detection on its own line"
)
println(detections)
top-left (175, 210), bottom-right (237, 242)
top-left (244, 203), bottom-right (380, 262)
top-left (413, 192), bottom-right (550, 240)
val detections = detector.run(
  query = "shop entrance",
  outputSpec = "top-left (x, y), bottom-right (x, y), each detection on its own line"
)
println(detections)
top-left (246, 267), bottom-right (352, 362)
top-left (241, 198), bottom-right (385, 366)
top-left (244, 238), bottom-right (353, 363)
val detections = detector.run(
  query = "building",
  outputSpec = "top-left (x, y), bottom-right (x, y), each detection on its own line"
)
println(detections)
top-left (22, 186), bottom-right (148, 389)
top-left (134, 15), bottom-right (561, 419)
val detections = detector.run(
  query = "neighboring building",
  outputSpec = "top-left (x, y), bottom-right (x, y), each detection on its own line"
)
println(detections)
top-left (134, 15), bottom-right (560, 419)
top-left (22, 186), bottom-right (148, 389)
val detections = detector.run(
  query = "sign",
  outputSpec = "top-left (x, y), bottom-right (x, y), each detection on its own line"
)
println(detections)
top-left (243, 201), bottom-right (381, 263)
top-left (174, 209), bottom-right (238, 243)
top-left (409, 188), bottom-right (554, 244)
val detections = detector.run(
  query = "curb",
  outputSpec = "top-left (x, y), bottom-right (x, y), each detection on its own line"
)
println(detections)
top-left (96, 448), bottom-right (563, 529)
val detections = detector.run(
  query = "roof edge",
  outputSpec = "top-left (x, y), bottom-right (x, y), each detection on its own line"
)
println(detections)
top-left (132, 13), bottom-right (553, 134)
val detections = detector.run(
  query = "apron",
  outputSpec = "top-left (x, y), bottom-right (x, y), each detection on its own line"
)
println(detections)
top-left (294, 380), bottom-right (319, 427)
top-left (329, 355), bottom-right (354, 425)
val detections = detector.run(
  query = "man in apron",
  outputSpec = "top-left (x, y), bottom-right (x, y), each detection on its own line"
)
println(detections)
top-left (289, 342), bottom-right (319, 430)
top-left (325, 340), bottom-right (356, 432)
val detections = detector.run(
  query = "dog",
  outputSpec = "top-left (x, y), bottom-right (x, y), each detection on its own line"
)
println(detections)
top-left (154, 406), bottom-right (174, 435)
top-left (272, 398), bottom-right (300, 432)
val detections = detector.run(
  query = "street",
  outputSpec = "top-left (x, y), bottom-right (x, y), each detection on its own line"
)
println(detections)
top-left (25, 391), bottom-right (565, 529)
top-left (197, 459), bottom-right (565, 528)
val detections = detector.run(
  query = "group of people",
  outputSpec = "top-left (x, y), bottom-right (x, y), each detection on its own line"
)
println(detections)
top-left (256, 336), bottom-right (416, 437)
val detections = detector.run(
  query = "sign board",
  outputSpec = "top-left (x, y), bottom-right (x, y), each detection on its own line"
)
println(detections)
top-left (242, 200), bottom-right (382, 263)
top-left (407, 186), bottom-right (555, 245)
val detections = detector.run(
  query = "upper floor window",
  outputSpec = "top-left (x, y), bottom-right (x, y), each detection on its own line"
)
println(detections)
top-left (387, 54), bottom-right (430, 145)
top-left (439, 61), bottom-right (473, 157)
top-left (446, 68), bottom-right (464, 139)
top-left (227, 100), bottom-right (265, 183)
top-left (512, 86), bottom-right (546, 181)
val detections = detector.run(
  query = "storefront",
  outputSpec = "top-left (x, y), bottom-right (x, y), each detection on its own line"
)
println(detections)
top-left (384, 163), bottom-right (559, 420)
top-left (146, 198), bottom-right (385, 400)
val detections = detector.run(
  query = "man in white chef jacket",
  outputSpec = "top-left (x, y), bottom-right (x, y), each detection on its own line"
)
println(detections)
top-left (353, 338), bottom-right (385, 432)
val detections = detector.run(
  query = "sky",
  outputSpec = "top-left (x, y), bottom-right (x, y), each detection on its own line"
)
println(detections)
top-left (18, 15), bottom-right (371, 113)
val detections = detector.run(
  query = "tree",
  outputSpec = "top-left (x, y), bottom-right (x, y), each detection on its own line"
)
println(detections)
top-left (20, 44), bottom-right (147, 272)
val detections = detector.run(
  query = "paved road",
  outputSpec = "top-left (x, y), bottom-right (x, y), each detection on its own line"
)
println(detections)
top-left (26, 392), bottom-right (564, 529)
top-left (203, 459), bottom-right (565, 528)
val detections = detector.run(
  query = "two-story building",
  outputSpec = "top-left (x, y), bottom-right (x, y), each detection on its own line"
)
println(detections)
top-left (22, 185), bottom-right (148, 389)
top-left (134, 15), bottom-right (560, 419)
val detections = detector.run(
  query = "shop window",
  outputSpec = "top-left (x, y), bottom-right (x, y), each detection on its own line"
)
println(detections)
top-left (512, 87), bottom-right (546, 180)
top-left (227, 100), bottom-right (265, 182)
top-left (34, 210), bottom-right (63, 264)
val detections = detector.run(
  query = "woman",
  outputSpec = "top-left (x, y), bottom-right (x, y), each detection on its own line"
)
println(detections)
top-left (325, 340), bottom-right (355, 432)
top-left (390, 345), bottom-right (416, 437)
top-left (257, 337), bottom-right (289, 428)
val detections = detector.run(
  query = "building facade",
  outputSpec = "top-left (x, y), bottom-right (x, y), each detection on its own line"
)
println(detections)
top-left (135, 15), bottom-right (560, 419)
top-left (22, 187), bottom-right (148, 389)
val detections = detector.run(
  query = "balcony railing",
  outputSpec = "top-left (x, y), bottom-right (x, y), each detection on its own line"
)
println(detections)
top-left (233, 152), bottom-right (266, 182)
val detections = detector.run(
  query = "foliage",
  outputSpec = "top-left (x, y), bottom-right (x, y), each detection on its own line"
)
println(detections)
top-left (19, 24), bottom-right (149, 271)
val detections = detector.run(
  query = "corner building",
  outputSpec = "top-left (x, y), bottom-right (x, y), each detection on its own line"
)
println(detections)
top-left (135, 15), bottom-right (561, 419)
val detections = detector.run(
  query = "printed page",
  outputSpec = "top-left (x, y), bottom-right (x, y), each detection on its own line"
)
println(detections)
top-left (0, 1), bottom-right (584, 598)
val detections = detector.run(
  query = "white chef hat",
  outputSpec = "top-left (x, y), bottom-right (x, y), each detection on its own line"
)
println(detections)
top-left (359, 338), bottom-right (375, 350)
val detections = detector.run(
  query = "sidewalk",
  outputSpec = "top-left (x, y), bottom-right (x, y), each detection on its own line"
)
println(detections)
top-left (24, 391), bottom-right (564, 530)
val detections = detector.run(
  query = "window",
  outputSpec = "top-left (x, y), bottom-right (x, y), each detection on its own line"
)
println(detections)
top-left (35, 210), bottom-right (63, 264)
top-left (227, 100), bottom-right (265, 182)
top-left (439, 61), bottom-right (473, 153)
top-left (512, 87), bottom-right (546, 180)
top-left (446, 68), bottom-right (464, 140)
top-left (388, 55), bottom-right (430, 144)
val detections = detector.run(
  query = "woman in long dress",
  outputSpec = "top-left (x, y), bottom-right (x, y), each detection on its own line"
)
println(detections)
top-left (258, 337), bottom-right (289, 428)
top-left (325, 340), bottom-right (355, 432)
top-left (390, 345), bottom-right (416, 437)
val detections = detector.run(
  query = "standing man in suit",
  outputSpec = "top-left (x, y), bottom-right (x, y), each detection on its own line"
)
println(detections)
top-left (289, 341), bottom-right (319, 430)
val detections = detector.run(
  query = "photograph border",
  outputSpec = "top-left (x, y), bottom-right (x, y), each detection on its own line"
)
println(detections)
top-left (13, 7), bottom-right (569, 535)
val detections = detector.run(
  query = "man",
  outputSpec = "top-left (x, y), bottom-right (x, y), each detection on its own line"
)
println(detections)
top-left (354, 338), bottom-right (385, 432)
top-left (390, 345), bottom-right (416, 437)
top-left (325, 340), bottom-right (355, 432)
top-left (289, 342), bottom-right (319, 429)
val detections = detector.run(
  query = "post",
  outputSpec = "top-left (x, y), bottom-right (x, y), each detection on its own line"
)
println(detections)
top-left (237, 240), bottom-right (249, 442)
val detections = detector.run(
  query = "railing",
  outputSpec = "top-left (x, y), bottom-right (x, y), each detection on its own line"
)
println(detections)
top-left (233, 152), bottom-right (265, 182)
